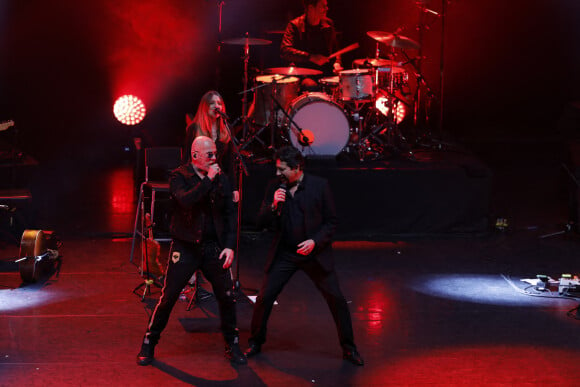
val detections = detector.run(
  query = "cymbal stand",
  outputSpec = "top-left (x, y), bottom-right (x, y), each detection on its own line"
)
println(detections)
top-left (231, 33), bottom-right (254, 143)
top-left (240, 79), bottom-right (284, 153)
top-left (400, 49), bottom-right (438, 145)
top-left (371, 45), bottom-right (414, 160)
top-left (239, 82), bottom-right (269, 151)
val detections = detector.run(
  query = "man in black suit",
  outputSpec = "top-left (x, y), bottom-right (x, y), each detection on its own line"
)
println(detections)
top-left (244, 146), bottom-right (363, 365)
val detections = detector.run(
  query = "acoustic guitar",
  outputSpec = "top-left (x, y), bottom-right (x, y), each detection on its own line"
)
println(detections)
top-left (143, 213), bottom-right (164, 279)
top-left (0, 120), bottom-right (15, 132)
top-left (18, 229), bottom-right (59, 283)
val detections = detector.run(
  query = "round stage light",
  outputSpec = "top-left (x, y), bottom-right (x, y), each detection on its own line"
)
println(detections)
top-left (113, 95), bottom-right (146, 125)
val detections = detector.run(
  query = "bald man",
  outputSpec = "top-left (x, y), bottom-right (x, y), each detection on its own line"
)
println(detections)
top-left (137, 136), bottom-right (246, 365)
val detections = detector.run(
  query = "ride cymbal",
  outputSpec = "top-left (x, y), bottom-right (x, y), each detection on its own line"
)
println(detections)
top-left (367, 31), bottom-right (420, 50)
top-left (222, 37), bottom-right (272, 46)
top-left (352, 58), bottom-right (403, 68)
top-left (263, 67), bottom-right (323, 76)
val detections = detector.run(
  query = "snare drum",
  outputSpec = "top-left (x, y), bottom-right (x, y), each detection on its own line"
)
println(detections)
top-left (339, 69), bottom-right (374, 101)
top-left (250, 74), bottom-right (300, 126)
top-left (284, 93), bottom-right (350, 156)
top-left (320, 76), bottom-right (340, 101)
top-left (377, 66), bottom-right (409, 91)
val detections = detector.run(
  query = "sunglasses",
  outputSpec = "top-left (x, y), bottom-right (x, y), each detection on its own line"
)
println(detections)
top-left (193, 151), bottom-right (217, 159)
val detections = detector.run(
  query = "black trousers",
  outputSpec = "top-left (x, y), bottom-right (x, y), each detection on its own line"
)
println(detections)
top-left (144, 239), bottom-right (239, 345)
top-left (249, 250), bottom-right (356, 352)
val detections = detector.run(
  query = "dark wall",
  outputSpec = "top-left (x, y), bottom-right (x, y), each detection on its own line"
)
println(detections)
top-left (0, 0), bottom-right (579, 166)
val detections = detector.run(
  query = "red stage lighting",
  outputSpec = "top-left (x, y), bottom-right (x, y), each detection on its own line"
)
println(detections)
top-left (375, 94), bottom-right (406, 124)
top-left (113, 95), bottom-right (146, 125)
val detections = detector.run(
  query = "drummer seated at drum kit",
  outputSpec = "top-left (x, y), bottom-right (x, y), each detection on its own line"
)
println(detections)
top-left (280, 0), bottom-right (343, 91)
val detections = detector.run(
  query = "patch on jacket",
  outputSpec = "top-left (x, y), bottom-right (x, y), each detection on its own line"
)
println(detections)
top-left (171, 251), bottom-right (181, 264)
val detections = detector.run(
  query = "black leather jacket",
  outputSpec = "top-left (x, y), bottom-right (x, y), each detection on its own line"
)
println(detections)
top-left (169, 164), bottom-right (236, 249)
top-left (281, 14), bottom-right (339, 75)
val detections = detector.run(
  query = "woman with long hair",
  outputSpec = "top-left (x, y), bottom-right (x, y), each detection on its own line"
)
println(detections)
top-left (185, 90), bottom-right (238, 201)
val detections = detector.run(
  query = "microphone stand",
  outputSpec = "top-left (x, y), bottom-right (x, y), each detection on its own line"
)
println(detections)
top-left (214, 0), bottom-right (225, 90)
top-left (438, 0), bottom-right (446, 141)
top-left (219, 113), bottom-right (255, 303)
top-left (270, 95), bottom-right (315, 155)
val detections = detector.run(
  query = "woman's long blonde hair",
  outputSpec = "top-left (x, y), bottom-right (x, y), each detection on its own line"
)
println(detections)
top-left (192, 91), bottom-right (230, 143)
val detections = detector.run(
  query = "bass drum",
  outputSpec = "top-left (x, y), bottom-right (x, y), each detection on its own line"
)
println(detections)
top-left (284, 93), bottom-right (350, 156)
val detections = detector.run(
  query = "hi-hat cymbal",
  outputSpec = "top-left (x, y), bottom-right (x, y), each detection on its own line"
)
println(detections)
top-left (222, 37), bottom-right (272, 46)
top-left (367, 31), bottom-right (420, 50)
top-left (263, 67), bottom-right (323, 76)
top-left (352, 58), bottom-right (403, 68)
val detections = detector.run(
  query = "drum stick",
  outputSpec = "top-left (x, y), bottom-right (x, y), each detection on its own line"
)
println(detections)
top-left (328, 43), bottom-right (359, 59)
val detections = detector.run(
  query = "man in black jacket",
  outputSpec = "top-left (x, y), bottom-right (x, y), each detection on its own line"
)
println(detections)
top-left (137, 136), bottom-right (246, 366)
top-left (281, 0), bottom-right (343, 89)
top-left (244, 146), bottom-right (363, 366)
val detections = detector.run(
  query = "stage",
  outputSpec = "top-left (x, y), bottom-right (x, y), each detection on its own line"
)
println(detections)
top-left (0, 139), bottom-right (579, 386)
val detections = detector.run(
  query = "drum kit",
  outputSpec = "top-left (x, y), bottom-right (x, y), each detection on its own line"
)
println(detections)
top-left (222, 30), bottom-right (424, 161)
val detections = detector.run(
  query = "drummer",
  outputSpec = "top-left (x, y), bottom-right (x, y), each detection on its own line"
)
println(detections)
top-left (281, 0), bottom-right (343, 91)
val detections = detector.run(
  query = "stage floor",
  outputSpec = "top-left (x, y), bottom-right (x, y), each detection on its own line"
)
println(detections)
top-left (0, 140), bottom-right (579, 385)
top-left (0, 233), bottom-right (579, 386)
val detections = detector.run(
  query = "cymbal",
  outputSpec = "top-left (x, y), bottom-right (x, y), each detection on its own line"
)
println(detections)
top-left (263, 67), bottom-right (323, 76)
top-left (352, 58), bottom-right (403, 68)
top-left (264, 29), bottom-right (286, 35)
top-left (367, 31), bottom-right (420, 50)
top-left (222, 37), bottom-right (272, 46)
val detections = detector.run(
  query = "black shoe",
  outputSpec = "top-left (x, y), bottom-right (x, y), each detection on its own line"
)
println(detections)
top-left (226, 343), bottom-right (247, 365)
top-left (244, 343), bottom-right (261, 358)
top-left (343, 349), bottom-right (364, 366)
top-left (136, 341), bottom-right (155, 366)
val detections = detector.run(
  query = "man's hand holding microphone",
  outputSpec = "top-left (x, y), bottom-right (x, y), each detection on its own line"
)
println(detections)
top-left (207, 163), bottom-right (221, 180)
top-left (272, 183), bottom-right (287, 216)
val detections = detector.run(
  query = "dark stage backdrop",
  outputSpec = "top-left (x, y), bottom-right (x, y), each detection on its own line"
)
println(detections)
top-left (0, 0), bottom-right (579, 165)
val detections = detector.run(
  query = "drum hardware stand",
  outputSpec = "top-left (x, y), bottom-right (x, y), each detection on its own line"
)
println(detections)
top-left (345, 100), bottom-right (369, 161)
top-left (239, 78), bottom-right (289, 153)
top-left (363, 95), bottom-right (415, 161)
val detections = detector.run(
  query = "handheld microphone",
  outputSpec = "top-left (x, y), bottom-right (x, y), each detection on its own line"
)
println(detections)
top-left (276, 182), bottom-right (287, 216)
top-left (214, 109), bottom-right (229, 120)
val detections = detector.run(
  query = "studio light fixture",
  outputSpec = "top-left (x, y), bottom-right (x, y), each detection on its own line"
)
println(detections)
top-left (113, 95), bottom-right (146, 125)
